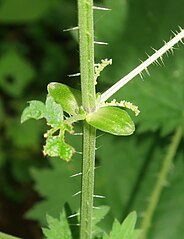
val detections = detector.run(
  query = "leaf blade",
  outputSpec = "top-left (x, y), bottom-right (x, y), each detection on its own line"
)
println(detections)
top-left (48, 82), bottom-right (82, 115)
top-left (45, 95), bottom-right (63, 128)
top-left (86, 106), bottom-right (135, 136)
top-left (43, 135), bottom-right (75, 162)
top-left (42, 211), bottom-right (72, 239)
top-left (103, 211), bottom-right (141, 239)
top-left (21, 100), bottom-right (46, 123)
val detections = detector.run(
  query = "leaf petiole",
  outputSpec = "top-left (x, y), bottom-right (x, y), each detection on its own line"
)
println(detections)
top-left (101, 28), bottom-right (184, 102)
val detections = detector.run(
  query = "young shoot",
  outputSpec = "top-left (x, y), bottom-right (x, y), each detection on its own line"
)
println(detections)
top-left (20, 0), bottom-right (184, 238)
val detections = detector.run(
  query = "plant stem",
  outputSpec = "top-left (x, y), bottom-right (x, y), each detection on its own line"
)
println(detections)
top-left (78, 0), bottom-right (96, 112)
top-left (80, 123), bottom-right (96, 239)
top-left (140, 127), bottom-right (183, 239)
top-left (78, 0), bottom-right (96, 239)
top-left (0, 232), bottom-right (21, 239)
top-left (100, 28), bottom-right (184, 102)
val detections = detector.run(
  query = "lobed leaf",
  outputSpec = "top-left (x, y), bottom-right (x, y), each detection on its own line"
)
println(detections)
top-left (27, 157), bottom-right (81, 224)
top-left (86, 106), bottom-right (135, 136)
top-left (93, 206), bottom-right (110, 228)
top-left (43, 135), bottom-right (74, 162)
top-left (103, 212), bottom-right (141, 239)
top-left (42, 211), bottom-right (72, 239)
top-left (21, 95), bottom-right (75, 161)
top-left (48, 82), bottom-right (82, 115)
top-left (21, 100), bottom-right (46, 123)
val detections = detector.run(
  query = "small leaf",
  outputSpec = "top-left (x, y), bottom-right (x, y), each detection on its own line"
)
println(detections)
top-left (42, 211), bottom-right (72, 239)
top-left (86, 106), bottom-right (135, 136)
top-left (43, 135), bottom-right (74, 162)
top-left (21, 100), bottom-right (46, 123)
top-left (45, 95), bottom-right (63, 128)
top-left (48, 82), bottom-right (82, 115)
top-left (21, 95), bottom-right (75, 161)
top-left (103, 211), bottom-right (141, 239)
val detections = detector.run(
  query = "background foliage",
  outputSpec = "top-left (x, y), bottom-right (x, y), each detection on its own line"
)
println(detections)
top-left (0, 0), bottom-right (183, 238)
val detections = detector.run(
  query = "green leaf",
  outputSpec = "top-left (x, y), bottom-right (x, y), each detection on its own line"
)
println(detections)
top-left (21, 100), bottom-right (46, 123)
top-left (42, 211), bottom-right (72, 239)
top-left (86, 106), bottom-right (135, 136)
top-left (48, 82), bottom-right (82, 115)
top-left (103, 212), bottom-right (141, 239)
top-left (45, 95), bottom-right (63, 128)
top-left (43, 135), bottom-right (74, 162)
top-left (27, 157), bottom-right (81, 224)
top-left (93, 206), bottom-right (110, 228)
top-left (21, 95), bottom-right (64, 128)
top-left (21, 95), bottom-right (75, 161)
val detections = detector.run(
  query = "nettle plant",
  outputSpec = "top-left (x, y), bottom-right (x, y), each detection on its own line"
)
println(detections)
top-left (20, 1), bottom-right (184, 239)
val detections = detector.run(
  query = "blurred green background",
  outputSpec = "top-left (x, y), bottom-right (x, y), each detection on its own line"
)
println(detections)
top-left (0, 0), bottom-right (183, 238)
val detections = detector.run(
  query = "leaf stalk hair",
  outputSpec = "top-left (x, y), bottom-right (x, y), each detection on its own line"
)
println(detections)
top-left (101, 28), bottom-right (184, 102)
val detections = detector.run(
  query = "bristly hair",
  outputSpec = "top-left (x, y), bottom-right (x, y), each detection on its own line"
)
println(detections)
top-left (100, 27), bottom-right (184, 102)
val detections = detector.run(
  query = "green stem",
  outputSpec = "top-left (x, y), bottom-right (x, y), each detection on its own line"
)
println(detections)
top-left (78, 0), bottom-right (96, 239)
top-left (0, 232), bottom-right (21, 239)
top-left (78, 0), bottom-right (95, 112)
top-left (80, 123), bottom-right (96, 239)
top-left (140, 127), bottom-right (183, 239)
